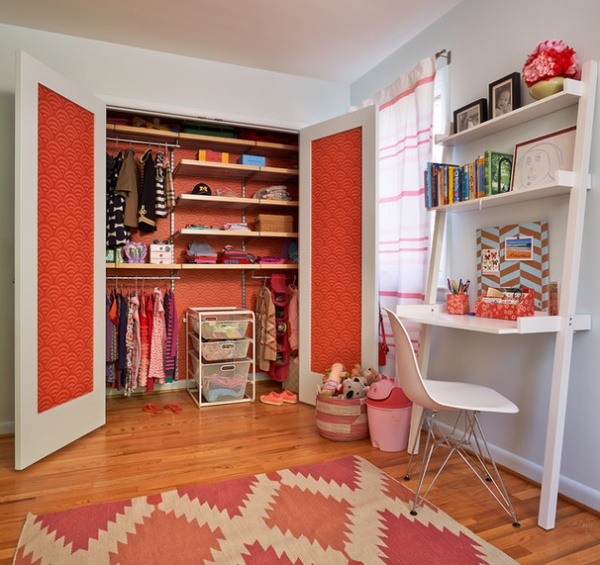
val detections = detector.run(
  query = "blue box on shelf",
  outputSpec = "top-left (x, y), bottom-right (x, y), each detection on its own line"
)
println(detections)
top-left (237, 154), bottom-right (265, 166)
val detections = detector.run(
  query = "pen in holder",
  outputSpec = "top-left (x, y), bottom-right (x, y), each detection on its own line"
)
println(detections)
top-left (446, 278), bottom-right (470, 315)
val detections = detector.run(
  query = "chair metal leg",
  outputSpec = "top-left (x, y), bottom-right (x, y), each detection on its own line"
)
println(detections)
top-left (403, 409), bottom-right (520, 527)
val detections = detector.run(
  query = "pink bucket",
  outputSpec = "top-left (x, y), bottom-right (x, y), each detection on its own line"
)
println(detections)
top-left (366, 383), bottom-right (412, 452)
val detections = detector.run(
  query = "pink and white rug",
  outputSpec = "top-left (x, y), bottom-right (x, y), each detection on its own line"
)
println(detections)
top-left (14, 455), bottom-right (516, 564)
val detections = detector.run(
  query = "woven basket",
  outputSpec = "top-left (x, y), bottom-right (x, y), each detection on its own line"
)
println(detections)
top-left (256, 214), bottom-right (293, 232)
top-left (315, 395), bottom-right (369, 441)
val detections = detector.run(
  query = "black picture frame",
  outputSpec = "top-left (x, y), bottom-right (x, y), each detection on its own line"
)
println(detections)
top-left (488, 72), bottom-right (521, 119)
top-left (453, 98), bottom-right (487, 133)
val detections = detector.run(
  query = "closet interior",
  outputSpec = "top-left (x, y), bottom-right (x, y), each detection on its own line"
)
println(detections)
top-left (105, 109), bottom-right (300, 405)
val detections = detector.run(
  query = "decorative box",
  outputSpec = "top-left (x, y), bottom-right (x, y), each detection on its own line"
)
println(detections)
top-left (475, 291), bottom-right (534, 321)
top-left (255, 214), bottom-right (294, 232)
top-left (237, 154), bottom-right (265, 166)
top-left (150, 243), bottom-right (173, 264)
top-left (198, 149), bottom-right (229, 163)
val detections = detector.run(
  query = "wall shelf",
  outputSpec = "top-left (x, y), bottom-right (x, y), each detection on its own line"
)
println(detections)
top-left (436, 78), bottom-right (583, 147)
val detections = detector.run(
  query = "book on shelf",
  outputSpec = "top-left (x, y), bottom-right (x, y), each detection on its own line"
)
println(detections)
top-left (424, 150), bottom-right (514, 208)
top-left (424, 162), bottom-right (461, 208)
top-left (484, 150), bottom-right (514, 196)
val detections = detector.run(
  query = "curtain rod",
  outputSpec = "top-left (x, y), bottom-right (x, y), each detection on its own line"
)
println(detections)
top-left (435, 49), bottom-right (452, 64)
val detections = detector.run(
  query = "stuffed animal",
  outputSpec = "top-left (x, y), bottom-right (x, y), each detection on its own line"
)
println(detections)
top-left (362, 367), bottom-right (381, 386)
top-left (318, 362), bottom-right (348, 396)
top-left (341, 375), bottom-right (369, 399)
top-left (350, 364), bottom-right (381, 387)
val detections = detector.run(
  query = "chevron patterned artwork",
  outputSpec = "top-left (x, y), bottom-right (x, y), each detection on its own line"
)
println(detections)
top-left (476, 221), bottom-right (549, 311)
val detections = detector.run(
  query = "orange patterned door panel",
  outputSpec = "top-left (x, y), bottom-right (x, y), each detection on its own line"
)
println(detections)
top-left (37, 85), bottom-right (95, 411)
top-left (310, 128), bottom-right (362, 373)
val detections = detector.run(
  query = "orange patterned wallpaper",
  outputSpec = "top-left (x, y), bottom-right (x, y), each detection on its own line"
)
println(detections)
top-left (310, 128), bottom-right (362, 373)
top-left (38, 85), bottom-right (95, 412)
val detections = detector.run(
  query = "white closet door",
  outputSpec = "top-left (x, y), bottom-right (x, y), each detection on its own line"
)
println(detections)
top-left (298, 106), bottom-right (378, 404)
top-left (15, 51), bottom-right (106, 469)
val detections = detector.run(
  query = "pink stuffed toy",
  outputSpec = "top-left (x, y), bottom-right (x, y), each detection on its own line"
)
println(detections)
top-left (318, 362), bottom-right (348, 396)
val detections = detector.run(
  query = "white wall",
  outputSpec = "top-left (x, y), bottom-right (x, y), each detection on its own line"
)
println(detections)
top-left (0, 23), bottom-right (350, 434)
top-left (352, 0), bottom-right (600, 511)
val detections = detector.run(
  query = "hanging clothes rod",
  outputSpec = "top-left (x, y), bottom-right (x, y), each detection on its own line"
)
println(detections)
top-left (435, 49), bottom-right (452, 64)
top-left (107, 275), bottom-right (180, 281)
top-left (250, 273), bottom-right (297, 282)
top-left (106, 136), bottom-right (180, 149)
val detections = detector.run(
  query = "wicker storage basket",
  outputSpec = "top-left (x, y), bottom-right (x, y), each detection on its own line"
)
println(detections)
top-left (256, 214), bottom-right (293, 232)
top-left (315, 394), bottom-right (369, 441)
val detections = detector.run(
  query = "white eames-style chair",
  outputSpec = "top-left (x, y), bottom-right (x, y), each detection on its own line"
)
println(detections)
top-left (385, 308), bottom-right (520, 527)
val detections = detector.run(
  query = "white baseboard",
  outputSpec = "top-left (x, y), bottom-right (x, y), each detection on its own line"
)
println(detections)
top-left (433, 421), bottom-right (600, 514)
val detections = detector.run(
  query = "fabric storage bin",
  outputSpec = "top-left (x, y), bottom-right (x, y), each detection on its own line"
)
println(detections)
top-left (201, 338), bottom-right (251, 361)
top-left (315, 394), bottom-right (369, 441)
top-left (202, 360), bottom-right (251, 402)
top-left (255, 214), bottom-right (294, 232)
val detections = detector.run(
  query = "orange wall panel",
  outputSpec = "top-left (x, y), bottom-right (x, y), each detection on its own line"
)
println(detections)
top-left (37, 85), bottom-right (95, 412)
top-left (310, 128), bottom-right (362, 373)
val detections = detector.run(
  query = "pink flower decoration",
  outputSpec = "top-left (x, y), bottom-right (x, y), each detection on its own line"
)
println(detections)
top-left (522, 40), bottom-right (581, 87)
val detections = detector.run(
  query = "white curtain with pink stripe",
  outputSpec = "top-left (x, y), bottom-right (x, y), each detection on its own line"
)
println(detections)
top-left (361, 57), bottom-right (436, 373)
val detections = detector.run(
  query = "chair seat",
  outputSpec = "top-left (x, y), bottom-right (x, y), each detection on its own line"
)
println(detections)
top-left (424, 379), bottom-right (519, 414)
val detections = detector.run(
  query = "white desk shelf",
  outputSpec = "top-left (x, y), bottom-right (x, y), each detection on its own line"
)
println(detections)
top-left (407, 61), bottom-right (597, 531)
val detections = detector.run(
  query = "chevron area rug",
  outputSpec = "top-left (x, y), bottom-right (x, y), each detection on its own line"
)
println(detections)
top-left (13, 455), bottom-right (516, 564)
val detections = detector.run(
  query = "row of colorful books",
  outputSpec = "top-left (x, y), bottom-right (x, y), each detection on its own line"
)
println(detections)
top-left (424, 151), bottom-right (513, 208)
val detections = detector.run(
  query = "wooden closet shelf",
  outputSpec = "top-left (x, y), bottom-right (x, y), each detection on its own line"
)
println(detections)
top-left (174, 228), bottom-right (298, 238)
top-left (107, 125), bottom-right (298, 158)
top-left (106, 263), bottom-right (181, 270)
top-left (174, 159), bottom-right (299, 183)
top-left (107, 124), bottom-right (179, 144)
top-left (106, 263), bottom-right (299, 270)
top-left (176, 193), bottom-right (299, 210)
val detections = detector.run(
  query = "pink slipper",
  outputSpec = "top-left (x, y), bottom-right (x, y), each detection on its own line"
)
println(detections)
top-left (164, 402), bottom-right (183, 414)
top-left (280, 390), bottom-right (298, 404)
top-left (260, 392), bottom-right (283, 406)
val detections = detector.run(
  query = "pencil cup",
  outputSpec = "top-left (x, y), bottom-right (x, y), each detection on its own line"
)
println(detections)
top-left (447, 294), bottom-right (469, 315)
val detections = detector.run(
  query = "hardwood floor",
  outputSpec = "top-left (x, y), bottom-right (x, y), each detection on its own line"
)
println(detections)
top-left (1, 382), bottom-right (599, 564)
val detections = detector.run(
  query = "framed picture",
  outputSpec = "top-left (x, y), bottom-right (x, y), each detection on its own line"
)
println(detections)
top-left (488, 72), bottom-right (521, 119)
top-left (453, 98), bottom-right (487, 133)
top-left (511, 126), bottom-right (576, 191)
top-left (481, 248), bottom-right (500, 274)
top-left (505, 236), bottom-right (533, 261)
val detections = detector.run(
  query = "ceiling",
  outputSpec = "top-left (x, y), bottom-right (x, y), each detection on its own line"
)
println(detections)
top-left (1, 0), bottom-right (463, 83)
